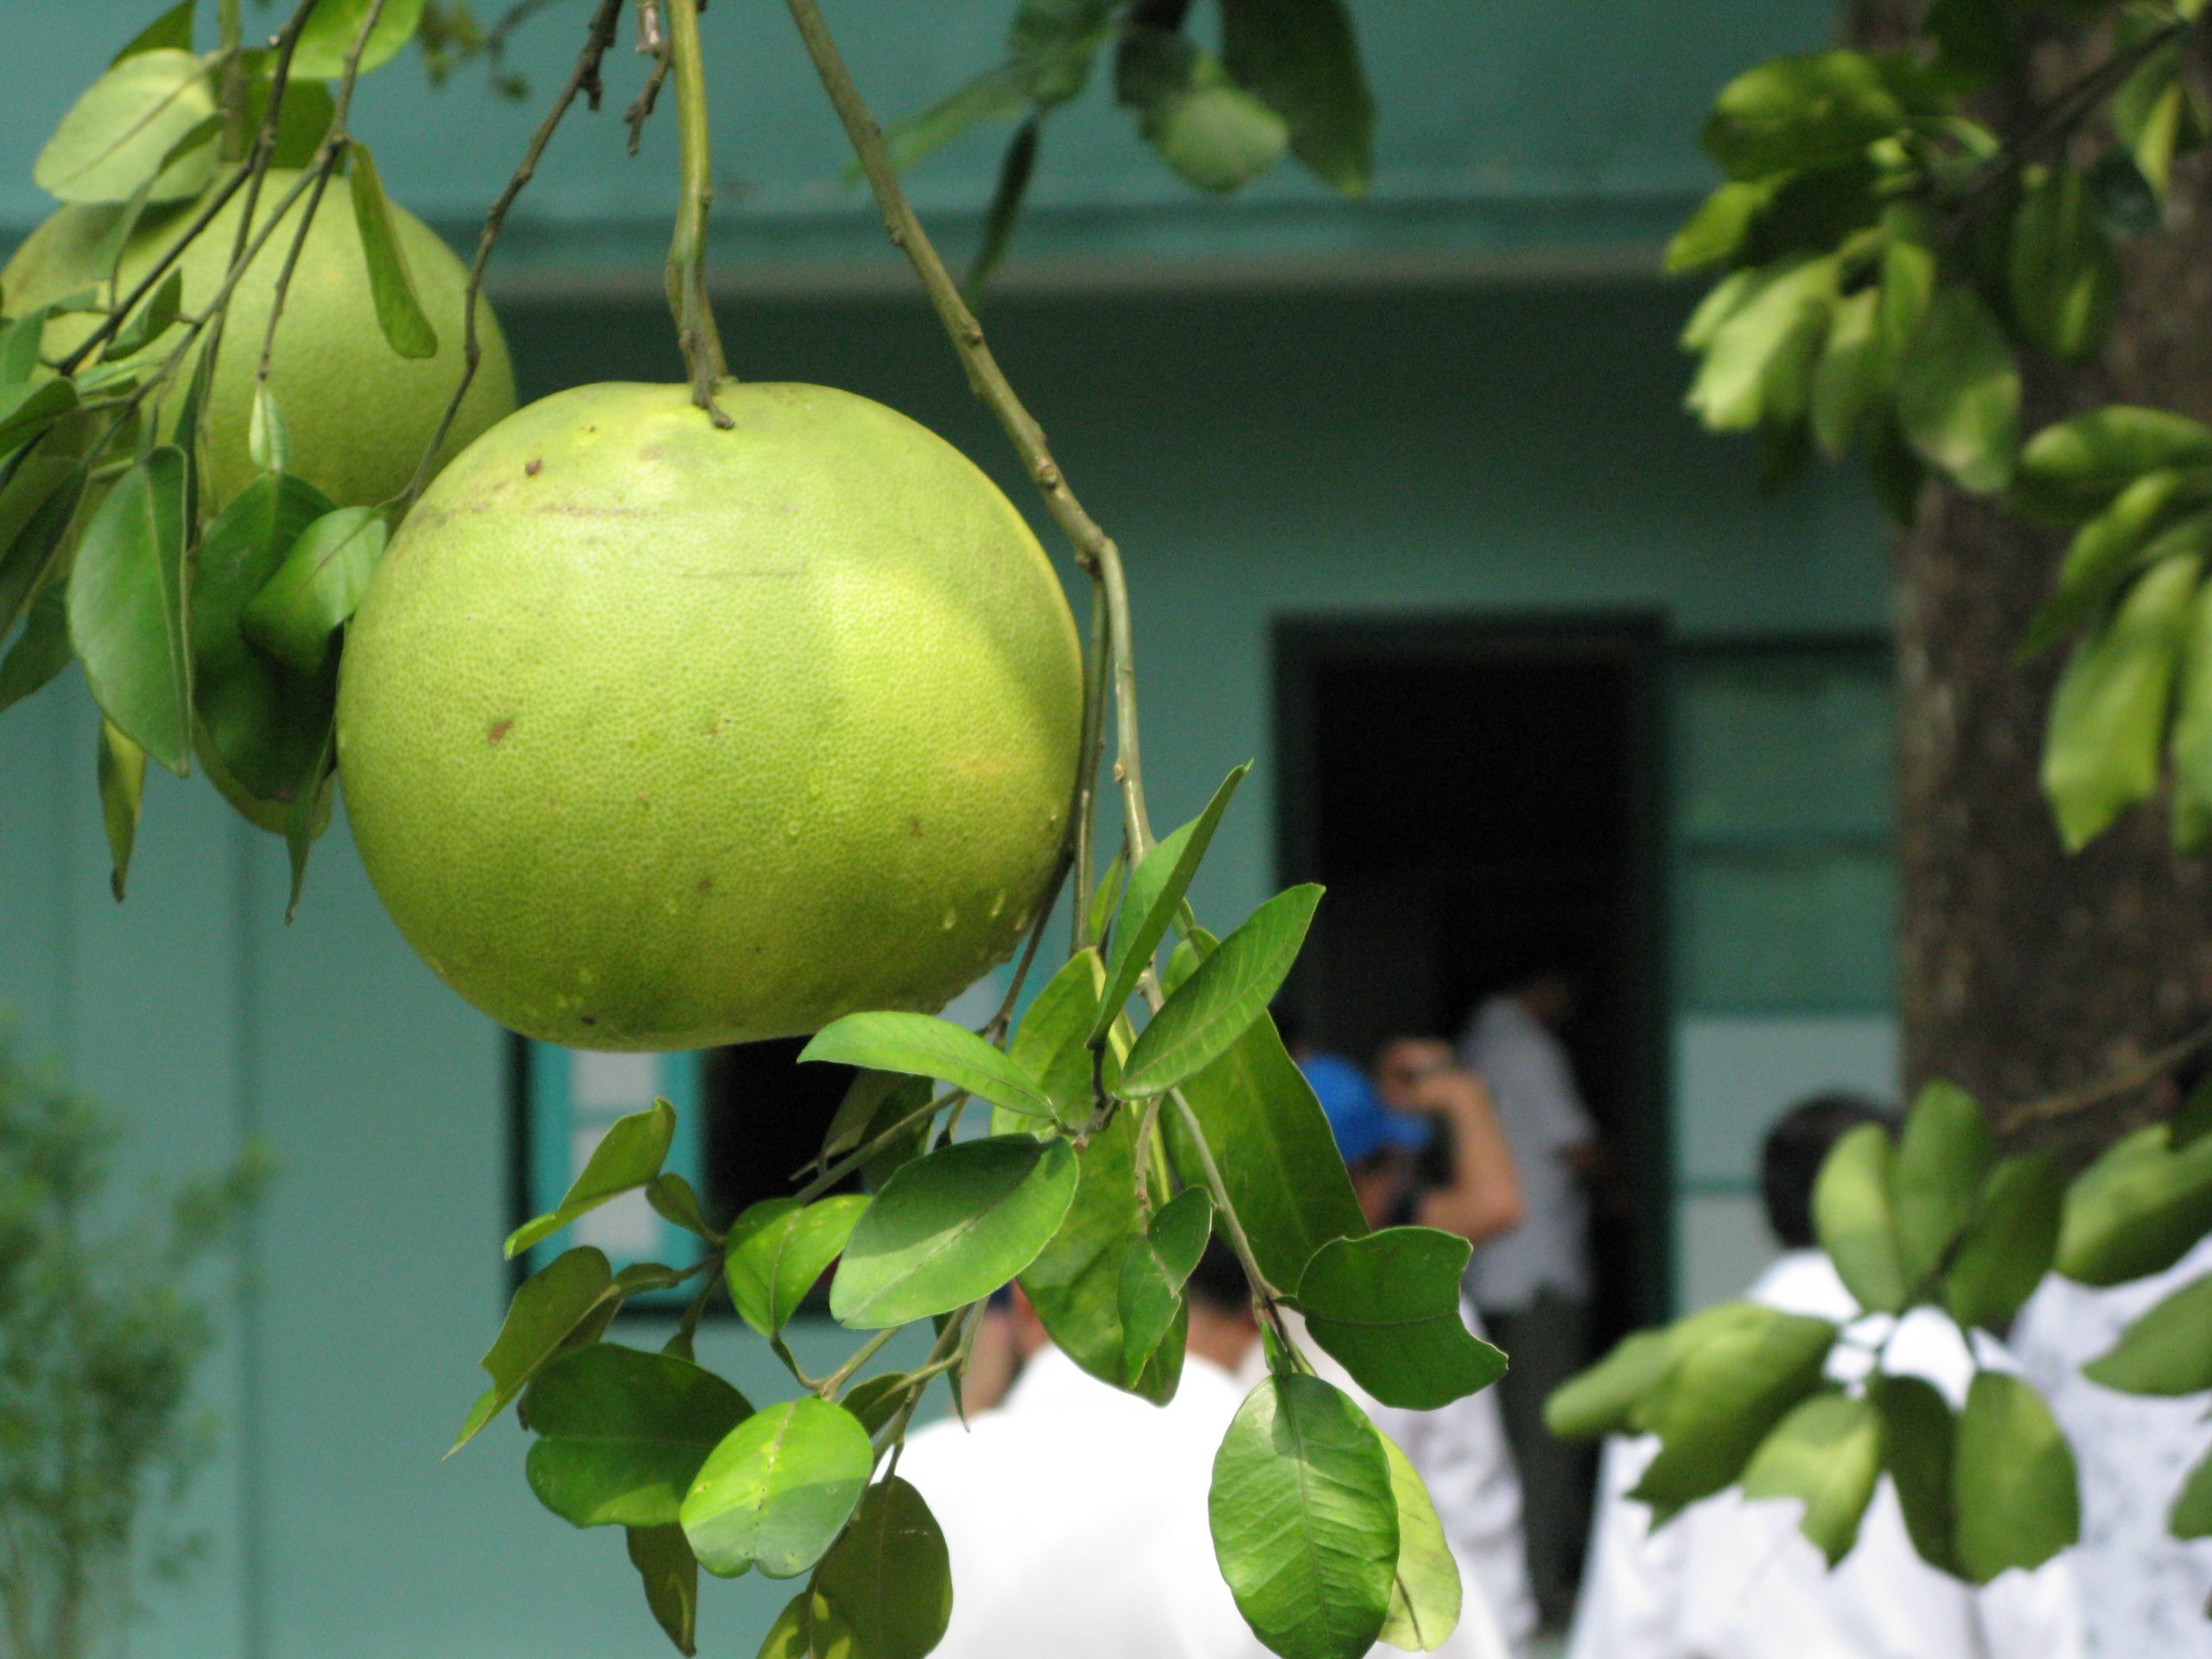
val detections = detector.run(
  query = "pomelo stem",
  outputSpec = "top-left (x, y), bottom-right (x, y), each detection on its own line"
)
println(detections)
top-left (664, 0), bottom-right (733, 423)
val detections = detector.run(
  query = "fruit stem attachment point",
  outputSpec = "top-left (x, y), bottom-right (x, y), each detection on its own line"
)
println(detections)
top-left (664, 0), bottom-right (732, 425)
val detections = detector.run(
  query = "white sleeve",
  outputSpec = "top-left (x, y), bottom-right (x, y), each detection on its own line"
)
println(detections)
top-left (1565, 1437), bottom-right (1680, 1659)
top-left (1974, 1556), bottom-right (2088, 1659)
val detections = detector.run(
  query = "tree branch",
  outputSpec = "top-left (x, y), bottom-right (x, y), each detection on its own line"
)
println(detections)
top-left (664, 0), bottom-right (730, 420)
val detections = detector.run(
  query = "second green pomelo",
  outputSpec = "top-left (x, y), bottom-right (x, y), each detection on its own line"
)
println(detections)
top-left (3, 167), bottom-right (517, 511)
top-left (337, 380), bottom-right (1084, 1051)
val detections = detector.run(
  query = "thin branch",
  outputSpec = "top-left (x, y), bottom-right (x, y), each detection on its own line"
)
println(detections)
top-left (816, 1326), bottom-right (899, 1399)
top-left (2004, 1009), bottom-right (2212, 1128)
top-left (664, 0), bottom-right (730, 419)
top-left (403, 0), bottom-right (626, 506)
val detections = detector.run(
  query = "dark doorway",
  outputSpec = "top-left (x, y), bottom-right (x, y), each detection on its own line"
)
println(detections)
top-left (1274, 614), bottom-right (1669, 1332)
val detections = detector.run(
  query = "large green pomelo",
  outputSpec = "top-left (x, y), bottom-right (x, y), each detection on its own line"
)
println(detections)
top-left (3, 168), bottom-right (515, 510)
top-left (336, 380), bottom-right (1084, 1051)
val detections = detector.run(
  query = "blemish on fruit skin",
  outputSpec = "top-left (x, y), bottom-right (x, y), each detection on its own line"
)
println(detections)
top-left (904, 817), bottom-right (924, 838)
top-left (486, 718), bottom-right (514, 744)
top-left (524, 458), bottom-right (542, 476)
top-left (697, 876), bottom-right (715, 894)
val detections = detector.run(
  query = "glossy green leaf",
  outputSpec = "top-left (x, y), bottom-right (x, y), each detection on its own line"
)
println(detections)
top-left (1811, 1122), bottom-right (1907, 1313)
top-left (830, 1134), bottom-right (1079, 1328)
top-left (2172, 1447), bottom-right (2212, 1540)
top-left (1166, 1011), bottom-right (1365, 1294)
top-left (95, 718), bottom-right (145, 901)
top-left (1120, 885), bottom-right (1321, 1098)
top-left (1808, 286), bottom-right (1886, 461)
top-left (35, 48), bottom-right (218, 206)
top-left (1891, 1079), bottom-right (1993, 1293)
top-left (758, 1591), bottom-right (855, 1659)
top-left (1117, 1187), bottom-right (1215, 1378)
top-left (0, 312), bottom-right (49, 387)
top-left (241, 503), bottom-right (387, 676)
top-left (292, 0), bottom-right (428, 79)
top-left (1871, 1373), bottom-right (1959, 1575)
top-left (2014, 407), bottom-right (2212, 525)
top-left (250, 383), bottom-right (292, 474)
top-left (837, 1373), bottom-right (912, 1439)
top-left (1896, 287), bottom-right (2018, 493)
top-left (1295, 1227), bottom-right (1507, 1410)
top-left (1685, 256), bottom-right (1837, 432)
top-left (522, 1344), bottom-right (752, 1529)
top-left (724, 1195), bottom-right (870, 1338)
top-left (0, 587), bottom-right (72, 716)
top-left (819, 1070), bottom-right (928, 1168)
top-left (346, 141), bottom-right (438, 359)
top-left (1700, 51), bottom-right (1909, 181)
top-left (680, 1399), bottom-right (872, 1580)
top-left (238, 55), bottom-right (340, 170)
top-left (1377, 1434), bottom-right (1460, 1652)
top-left (1741, 1392), bottom-right (1880, 1567)
top-left (811, 1478), bottom-right (953, 1659)
top-left (452, 1245), bottom-right (617, 1452)
top-left (1219, 0), bottom-right (1372, 196)
top-left (2113, 44), bottom-right (2194, 198)
top-left (0, 453), bottom-right (87, 644)
top-left (506, 1100), bottom-right (676, 1259)
top-left (69, 445), bottom-right (191, 774)
top-left (1546, 1327), bottom-right (1676, 1441)
top-left (115, 2), bottom-right (197, 61)
top-left (2058, 1123), bottom-right (2212, 1286)
top-left (0, 379), bottom-right (81, 461)
top-left (2010, 165), bottom-right (2116, 363)
top-left (1630, 1303), bottom-right (1837, 1515)
top-left (2044, 554), bottom-right (2202, 850)
top-left (2023, 475), bottom-right (2202, 660)
top-left (626, 1524), bottom-right (701, 1657)
top-left (1004, 946), bottom-right (1106, 1129)
top-left (1953, 1371), bottom-right (2079, 1585)
top-left (1945, 1153), bottom-right (2065, 1331)
top-left (1096, 764), bottom-right (1249, 1039)
top-left (2082, 1269), bottom-right (2212, 1395)
top-left (802, 1012), bottom-right (1053, 1122)
top-left (1210, 1374), bottom-right (1397, 1659)
top-left (105, 267), bottom-right (183, 360)
top-left (2168, 580), bottom-right (2212, 851)
top-left (646, 1173), bottom-right (713, 1241)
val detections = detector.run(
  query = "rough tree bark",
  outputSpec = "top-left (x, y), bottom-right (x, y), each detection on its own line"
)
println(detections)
top-left (1847, 2), bottom-right (2212, 1128)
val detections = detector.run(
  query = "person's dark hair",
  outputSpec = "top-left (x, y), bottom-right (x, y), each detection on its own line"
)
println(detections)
top-left (1184, 1234), bottom-right (1253, 1318)
top-left (1761, 1092), bottom-right (1897, 1249)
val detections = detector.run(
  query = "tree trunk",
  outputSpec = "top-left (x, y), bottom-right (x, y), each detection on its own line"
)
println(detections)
top-left (1847, 4), bottom-right (2212, 1126)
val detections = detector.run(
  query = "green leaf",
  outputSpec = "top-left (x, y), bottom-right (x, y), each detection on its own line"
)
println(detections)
top-left (2173, 1447), bottom-right (2212, 1540)
top-left (1218, 0), bottom-right (1373, 196)
top-left (35, 48), bottom-right (219, 206)
top-left (2022, 476), bottom-right (2204, 660)
top-left (2113, 45), bottom-right (2192, 199)
top-left (1667, 180), bottom-right (1778, 275)
top-left (1871, 1373), bottom-right (1960, 1575)
top-left (240, 504), bottom-right (388, 676)
top-left (1119, 885), bottom-right (1321, 1098)
top-left (1684, 256), bottom-right (1837, 432)
top-left (830, 1134), bottom-right (1080, 1328)
top-left (1944, 1153), bottom-right (2065, 1331)
top-left (837, 1373), bottom-right (914, 1439)
top-left (115, 2), bottom-right (198, 62)
top-left (505, 1100), bottom-right (676, 1259)
top-left (346, 142), bottom-right (438, 359)
top-left (641, 1173), bottom-right (711, 1243)
top-left (1740, 1391), bottom-right (1881, 1566)
top-left (522, 1344), bottom-right (752, 1529)
top-left (881, 62), bottom-right (1033, 173)
top-left (1004, 946), bottom-right (1107, 1130)
top-left (811, 1478), bottom-right (954, 1659)
top-left (680, 1399), bottom-right (872, 1580)
top-left (250, 383), bottom-right (292, 474)
top-left (1631, 1303), bottom-right (1838, 1514)
top-left (0, 312), bottom-right (50, 386)
top-left (1294, 1227), bottom-right (1507, 1410)
top-left (1166, 1011), bottom-right (1365, 1294)
top-left (68, 445), bottom-right (191, 774)
top-left (2044, 554), bottom-right (2202, 850)
top-left (2168, 579), bottom-right (2212, 851)
top-left (1376, 1434), bottom-right (1460, 1652)
top-left (2015, 407), bottom-right (2212, 525)
top-left (819, 1070), bottom-right (927, 1169)
top-left (758, 1592), bottom-right (855, 1659)
top-left (1118, 29), bottom-right (1288, 196)
top-left (963, 116), bottom-right (1040, 301)
top-left (1096, 764), bottom-right (1249, 1040)
top-left (724, 1195), bottom-right (870, 1338)
top-left (97, 718), bottom-right (146, 901)
top-left (626, 1525), bottom-right (701, 1657)
top-left (0, 588), bottom-right (73, 716)
top-left (801, 1012), bottom-right (1054, 1122)
top-left (1546, 1327), bottom-right (1677, 1440)
top-left (0, 379), bottom-right (82, 461)
top-left (1812, 1122), bottom-right (1908, 1313)
top-left (1117, 1186), bottom-right (1215, 1378)
top-left (1210, 1374), bottom-right (1397, 1659)
top-left (1879, 222), bottom-right (1936, 362)
top-left (1700, 51), bottom-right (1910, 181)
top-left (2058, 1122), bottom-right (2212, 1286)
top-left (2010, 166), bottom-right (2117, 363)
top-left (2175, 1067), bottom-right (2212, 1152)
top-left (1809, 286), bottom-right (1886, 461)
top-left (190, 471), bottom-right (340, 805)
top-left (238, 55), bottom-right (340, 170)
top-left (1895, 286), bottom-right (2018, 493)
top-left (0, 452), bottom-right (88, 645)
top-left (1953, 1371), bottom-right (2079, 1585)
top-left (1008, 0), bottom-right (1118, 105)
top-left (452, 1246), bottom-right (616, 1452)
top-left (2082, 1269), bottom-right (2212, 1395)
top-left (106, 268), bottom-right (184, 360)
top-left (293, 0), bottom-right (428, 79)
top-left (1891, 1079), bottom-right (1994, 1293)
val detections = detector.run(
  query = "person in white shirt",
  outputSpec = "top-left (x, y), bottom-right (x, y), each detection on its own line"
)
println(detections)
top-left (1460, 966), bottom-right (1600, 1624)
top-left (898, 1242), bottom-right (1510, 1659)
top-left (1567, 1096), bottom-right (2087, 1659)
top-left (2009, 1058), bottom-right (2212, 1657)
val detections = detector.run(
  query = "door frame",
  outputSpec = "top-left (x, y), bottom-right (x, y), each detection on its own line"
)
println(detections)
top-left (1271, 608), bottom-right (1675, 1325)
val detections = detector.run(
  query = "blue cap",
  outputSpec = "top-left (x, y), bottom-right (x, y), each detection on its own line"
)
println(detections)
top-left (1300, 1052), bottom-right (1433, 1166)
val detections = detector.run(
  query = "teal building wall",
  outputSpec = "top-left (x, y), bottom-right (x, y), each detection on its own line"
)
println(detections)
top-left (0, 4), bottom-right (1903, 1655)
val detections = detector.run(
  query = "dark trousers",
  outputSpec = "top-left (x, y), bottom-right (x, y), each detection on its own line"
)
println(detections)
top-left (1483, 1289), bottom-right (1595, 1628)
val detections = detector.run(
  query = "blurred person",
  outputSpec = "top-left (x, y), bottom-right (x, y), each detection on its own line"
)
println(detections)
top-left (1288, 1021), bottom-right (1539, 1655)
top-left (899, 1243), bottom-right (1510, 1659)
top-left (1459, 959), bottom-right (1602, 1625)
top-left (1567, 1094), bottom-right (2086, 1659)
top-left (2011, 1056), bottom-right (2212, 1658)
